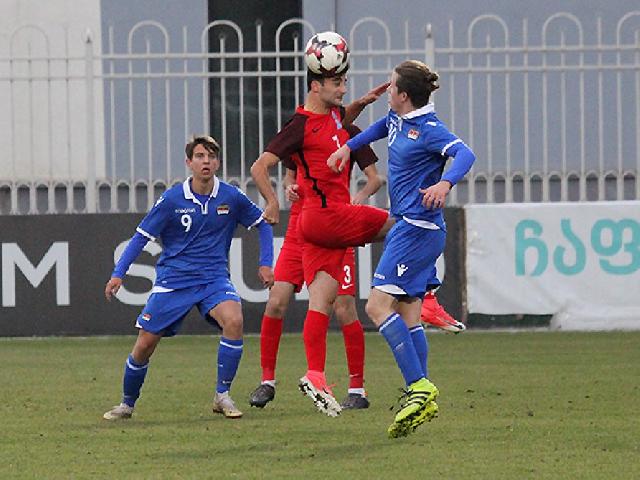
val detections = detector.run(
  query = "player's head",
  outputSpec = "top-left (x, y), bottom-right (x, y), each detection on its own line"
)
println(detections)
top-left (185, 135), bottom-right (220, 180)
top-left (185, 135), bottom-right (220, 160)
top-left (306, 69), bottom-right (348, 108)
top-left (389, 60), bottom-right (439, 113)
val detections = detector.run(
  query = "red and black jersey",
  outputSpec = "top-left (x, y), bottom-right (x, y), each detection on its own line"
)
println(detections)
top-left (268, 106), bottom-right (377, 209)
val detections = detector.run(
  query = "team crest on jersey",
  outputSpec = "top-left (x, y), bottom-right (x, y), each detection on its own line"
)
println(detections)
top-left (217, 204), bottom-right (230, 215)
top-left (142, 313), bottom-right (151, 321)
top-left (408, 129), bottom-right (420, 140)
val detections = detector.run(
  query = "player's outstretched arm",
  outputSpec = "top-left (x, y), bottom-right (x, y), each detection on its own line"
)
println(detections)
top-left (343, 81), bottom-right (390, 126)
top-left (329, 116), bottom-right (389, 173)
top-left (255, 220), bottom-right (274, 288)
top-left (250, 151), bottom-right (281, 224)
top-left (105, 232), bottom-right (149, 300)
top-left (421, 142), bottom-right (476, 209)
top-left (327, 144), bottom-right (351, 173)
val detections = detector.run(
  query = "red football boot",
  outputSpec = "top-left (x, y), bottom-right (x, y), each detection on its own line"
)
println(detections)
top-left (421, 292), bottom-right (466, 334)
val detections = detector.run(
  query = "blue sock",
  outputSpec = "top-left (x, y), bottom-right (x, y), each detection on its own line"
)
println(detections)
top-left (409, 325), bottom-right (429, 378)
top-left (217, 337), bottom-right (243, 394)
top-left (378, 314), bottom-right (424, 386)
top-left (122, 354), bottom-right (149, 407)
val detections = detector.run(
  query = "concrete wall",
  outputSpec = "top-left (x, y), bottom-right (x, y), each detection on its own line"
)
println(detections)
top-left (0, 0), bottom-right (105, 181)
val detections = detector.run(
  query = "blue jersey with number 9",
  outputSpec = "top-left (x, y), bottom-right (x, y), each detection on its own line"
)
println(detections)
top-left (136, 177), bottom-right (263, 289)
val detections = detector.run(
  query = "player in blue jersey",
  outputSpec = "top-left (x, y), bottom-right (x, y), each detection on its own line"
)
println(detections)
top-left (328, 60), bottom-right (476, 437)
top-left (102, 135), bottom-right (274, 421)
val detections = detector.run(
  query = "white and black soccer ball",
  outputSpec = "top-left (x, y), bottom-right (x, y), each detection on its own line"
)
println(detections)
top-left (304, 31), bottom-right (349, 76)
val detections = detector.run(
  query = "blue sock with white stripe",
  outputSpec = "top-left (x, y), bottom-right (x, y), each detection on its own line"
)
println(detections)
top-left (409, 325), bottom-right (429, 378)
top-left (122, 354), bottom-right (149, 407)
top-left (217, 337), bottom-right (243, 394)
top-left (378, 314), bottom-right (424, 386)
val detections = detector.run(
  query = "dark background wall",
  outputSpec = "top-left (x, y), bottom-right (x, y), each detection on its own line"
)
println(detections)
top-left (0, 209), bottom-right (464, 336)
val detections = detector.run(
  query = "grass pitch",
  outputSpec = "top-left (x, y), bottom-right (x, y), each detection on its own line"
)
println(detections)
top-left (1, 331), bottom-right (639, 479)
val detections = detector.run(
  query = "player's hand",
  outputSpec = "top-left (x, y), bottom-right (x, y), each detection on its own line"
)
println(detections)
top-left (105, 277), bottom-right (123, 301)
top-left (285, 183), bottom-right (300, 203)
top-left (258, 266), bottom-right (274, 289)
top-left (360, 81), bottom-right (391, 105)
top-left (420, 181), bottom-right (451, 210)
top-left (327, 145), bottom-right (351, 173)
top-left (262, 202), bottom-right (280, 224)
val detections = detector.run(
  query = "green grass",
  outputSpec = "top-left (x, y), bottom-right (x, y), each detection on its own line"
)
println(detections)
top-left (1, 331), bottom-right (639, 479)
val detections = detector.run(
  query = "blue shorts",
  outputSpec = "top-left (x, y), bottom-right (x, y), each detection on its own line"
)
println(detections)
top-left (135, 279), bottom-right (240, 337)
top-left (372, 219), bottom-right (446, 299)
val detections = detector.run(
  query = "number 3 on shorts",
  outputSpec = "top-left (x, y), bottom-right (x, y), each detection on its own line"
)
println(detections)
top-left (343, 264), bottom-right (351, 284)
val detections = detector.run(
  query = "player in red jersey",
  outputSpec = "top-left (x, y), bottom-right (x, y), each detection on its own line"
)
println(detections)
top-left (249, 130), bottom-right (381, 410)
top-left (251, 67), bottom-right (393, 416)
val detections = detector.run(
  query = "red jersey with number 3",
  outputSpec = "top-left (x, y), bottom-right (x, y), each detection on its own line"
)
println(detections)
top-left (265, 105), bottom-right (351, 208)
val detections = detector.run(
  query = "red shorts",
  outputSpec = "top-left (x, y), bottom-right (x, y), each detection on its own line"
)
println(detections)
top-left (302, 243), bottom-right (347, 287)
top-left (299, 203), bottom-right (388, 248)
top-left (300, 203), bottom-right (387, 286)
top-left (275, 211), bottom-right (357, 295)
top-left (338, 247), bottom-right (356, 296)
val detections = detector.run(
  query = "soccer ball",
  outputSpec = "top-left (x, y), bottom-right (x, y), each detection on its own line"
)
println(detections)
top-left (304, 31), bottom-right (349, 76)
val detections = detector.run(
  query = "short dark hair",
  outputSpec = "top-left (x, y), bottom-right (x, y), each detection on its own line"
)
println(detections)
top-left (394, 60), bottom-right (439, 108)
top-left (185, 135), bottom-right (220, 159)
top-left (306, 69), bottom-right (325, 91)
top-left (305, 66), bottom-right (349, 92)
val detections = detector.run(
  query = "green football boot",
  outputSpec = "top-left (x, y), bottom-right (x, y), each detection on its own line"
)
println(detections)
top-left (387, 377), bottom-right (439, 438)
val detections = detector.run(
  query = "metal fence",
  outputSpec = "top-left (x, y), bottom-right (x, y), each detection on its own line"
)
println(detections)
top-left (1, 13), bottom-right (639, 214)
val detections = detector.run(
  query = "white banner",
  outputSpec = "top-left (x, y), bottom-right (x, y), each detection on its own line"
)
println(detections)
top-left (465, 201), bottom-right (640, 330)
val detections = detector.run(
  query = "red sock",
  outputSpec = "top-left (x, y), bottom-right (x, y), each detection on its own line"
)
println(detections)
top-left (342, 320), bottom-right (365, 389)
top-left (303, 310), bottom-right (330, 372)
top-left (260, 315), bottom-right (283, 382)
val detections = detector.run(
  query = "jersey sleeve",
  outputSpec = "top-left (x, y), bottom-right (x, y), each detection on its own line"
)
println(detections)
top-left (112, 232), bottom-right (148, 278)
top-left (346, 116), bottom-right (388, 151)
top-left (345, 124), bottom-right (378, 171)
top-left (441, 142), bottom-right (476, 186)
top-left (422, 121), bottom-right (462, 157)
top-left (282, 155), bottom-right (297, 170)
top-left (234, 187), bottom-right (264, 229)
top-left (137, 194), bottom-right (171, 241)
top-left (264, 114), bottom-right (306, 160)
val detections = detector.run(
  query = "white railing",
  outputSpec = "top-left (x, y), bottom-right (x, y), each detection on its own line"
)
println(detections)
top-left (1, 13), bottom-right (639, 214)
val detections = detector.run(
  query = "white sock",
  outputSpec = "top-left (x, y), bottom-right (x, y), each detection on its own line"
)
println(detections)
top-left (348, 388), bottom-right (365, 396)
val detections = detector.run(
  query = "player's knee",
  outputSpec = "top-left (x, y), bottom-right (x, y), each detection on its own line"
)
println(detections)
top-left (131, 336), bottom-right (158, 363)
top-left (265, 295), bottom-right (288, 318)
top-left (365, 297), bottom-right (386, 325)
top-left (220, 313), bottom-right (244, 338)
